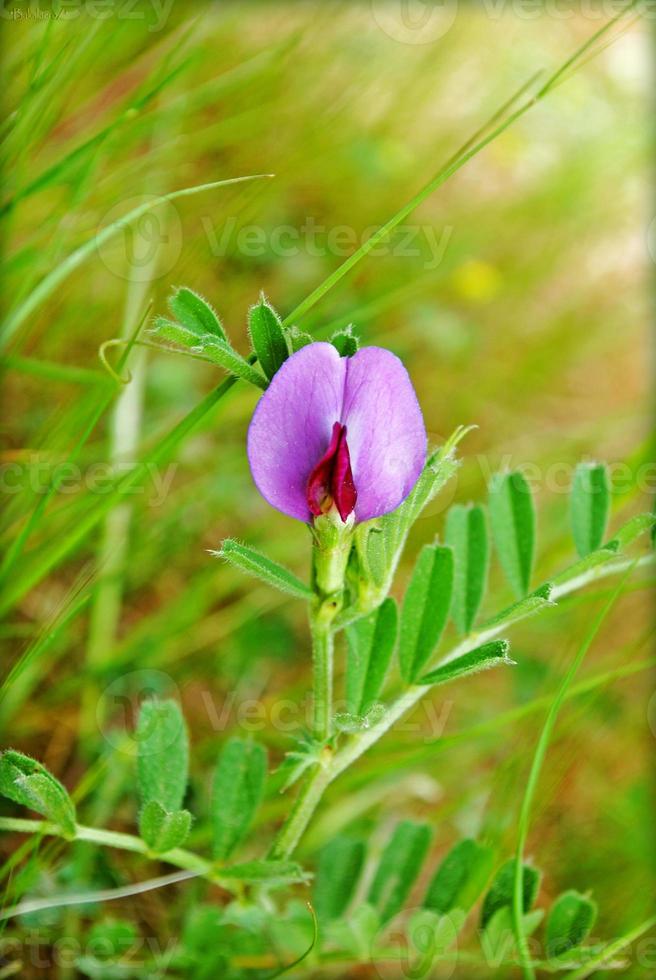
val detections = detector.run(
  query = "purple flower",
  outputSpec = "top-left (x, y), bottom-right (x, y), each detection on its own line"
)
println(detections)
top-left (247, 342), bottom-right (427, 523)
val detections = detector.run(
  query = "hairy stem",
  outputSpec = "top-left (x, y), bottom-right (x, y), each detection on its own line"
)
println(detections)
top-left (311, 612), bottom-right (334, 741)
top-left (269, 553), bottom-right (653, 859)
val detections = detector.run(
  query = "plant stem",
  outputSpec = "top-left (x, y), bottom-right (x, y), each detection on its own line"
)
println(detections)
top-left (268, 553), bottom-right (653, 859)
top-left (0, 817), bottom-right (211, 879)
top-left (310, 610), bottom-right (334, 742)
top-left (512, 566), bottom-right (633, 980)
top-left (267, 764), bottom-right (332, 861)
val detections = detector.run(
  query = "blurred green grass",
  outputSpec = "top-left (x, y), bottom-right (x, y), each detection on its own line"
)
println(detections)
top-left (0, 2), bottom-right (653, 976)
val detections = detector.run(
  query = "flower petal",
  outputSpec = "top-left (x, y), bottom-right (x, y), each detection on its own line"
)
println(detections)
top-left (247, 342), bottom-right (345, 521)
top-left (342, 346), bottom-right (427, 522)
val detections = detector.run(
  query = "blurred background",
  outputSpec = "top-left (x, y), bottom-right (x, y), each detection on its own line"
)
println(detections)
top-left (1, 1), bottom-right (653, 976)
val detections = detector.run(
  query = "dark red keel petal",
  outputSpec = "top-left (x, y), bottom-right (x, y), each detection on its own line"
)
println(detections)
top-left (306, 421), bottom-right (357, 521)
top-left (331, 426), bottom-right (357, 521)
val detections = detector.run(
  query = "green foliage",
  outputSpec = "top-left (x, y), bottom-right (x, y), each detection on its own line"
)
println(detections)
top-left (423, 838), bottom-right (494, 915)
top-left (151, 316), bottom-right (267, 390)
top-left (420, 639), bottom-right (513, 687)
top-left (248, 295), bottom-right (289, 380)
top-left (0, 750), bottom-right (76, 837)
top-left (218, 859), bottom-right (308, 885)
top-left (212, 737), bottom-right (267, 860)
top-left (606, 511), bottom-right (655, 551)
top-left (345, 597), bottom-right (397, 715)
top-left (215, 539), bottom-right (313, 600)
top-left (481, 583), bottom-right (554, 631)
top-left (139, 800), bottom-right (192, 853)
top-left (168, 286), bottom-right (227, 341)
top-left (398, 544), bottom-right (454, 683)
top-left (368, 820), bottom-right (432, 923)
top-left (136, 699), bottom-right (191, 852)
top-left (445, 503), bottom-right (489, 634)
top-left (331, 325), bottom-right (359, 357)
top-left (546, 889), bottom-right (597, 958)
top-left (481, 858), bottom-right (540, 929)
top-left (285, 325), bottom-right (314, 352)
top-left (136, 699), bottom-right (189, 812)
top-left (570, 462), bottom-right (610, 557)
top-left (489, 471), bottom-right (536, 597)
top-left (314, 836), bottom-right (366, 921)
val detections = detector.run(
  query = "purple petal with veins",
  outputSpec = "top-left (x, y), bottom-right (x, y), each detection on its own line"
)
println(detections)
top-left (247, 341), bottom-right (427, 523)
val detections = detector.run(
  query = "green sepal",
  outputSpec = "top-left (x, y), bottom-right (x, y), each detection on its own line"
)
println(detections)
top-left (330, 325), bottom-right (359, 357)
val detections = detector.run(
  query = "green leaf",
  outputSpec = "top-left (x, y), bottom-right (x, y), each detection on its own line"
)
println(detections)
top-left (151, 316), bottom-right (206, 348)
top-left (423, 838), bottom-right (494, 915)
top-left (345, 597), bottom-right (397, 715)
top-left (480, 859), bottom-right (540, 929)
top-left (199, 337), bottom-right (267, 389)
top-left (248, 295), bottom-right (289, 380)
top-left (330, 325), bottom-right (359, 357)
top-left (546, 889), bottom-right (597, 959)
top-left (445, 504), bottom-right (489, 634)
top-left (219, 859), bottom-right (309, 885)
top-left (571, 463), bottom-right (610, 557)
top-left (168, 286), bottom-right (226, 341)
top-left (480, 584), bottom-right (555, 632)
top-left (420, 639), bottom-right (513, 687)
top-left (551, 546), bottom-right (618, 589)
top-left (212, 737), bottom-right (267, 860)
top-left (136, 699), bottom-right (189, 812)
top-left (399, 545), bottom-right (453, 683)
top-left (368, 821), bottom-right (432, 923)
top-left (215, 539), bottom-right (313, 601)
top-left (0, 750), bottom-right (76, 837)
top-left (489, 471), bottom-right (536, 597)
top-left (139, 800), bottom-right (192, 853)
top-left (606, 512), bottom-right (656, 551)
top-left (314, 836), bottom-right (366, 921)
top-left (152, 318), bottom-right (267, 389)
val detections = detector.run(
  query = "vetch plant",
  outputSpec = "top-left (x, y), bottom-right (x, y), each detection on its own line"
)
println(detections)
top-left (1, 7), bottom-right (653, 975)
top-left (3, 287), bottom-right (652, 976)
